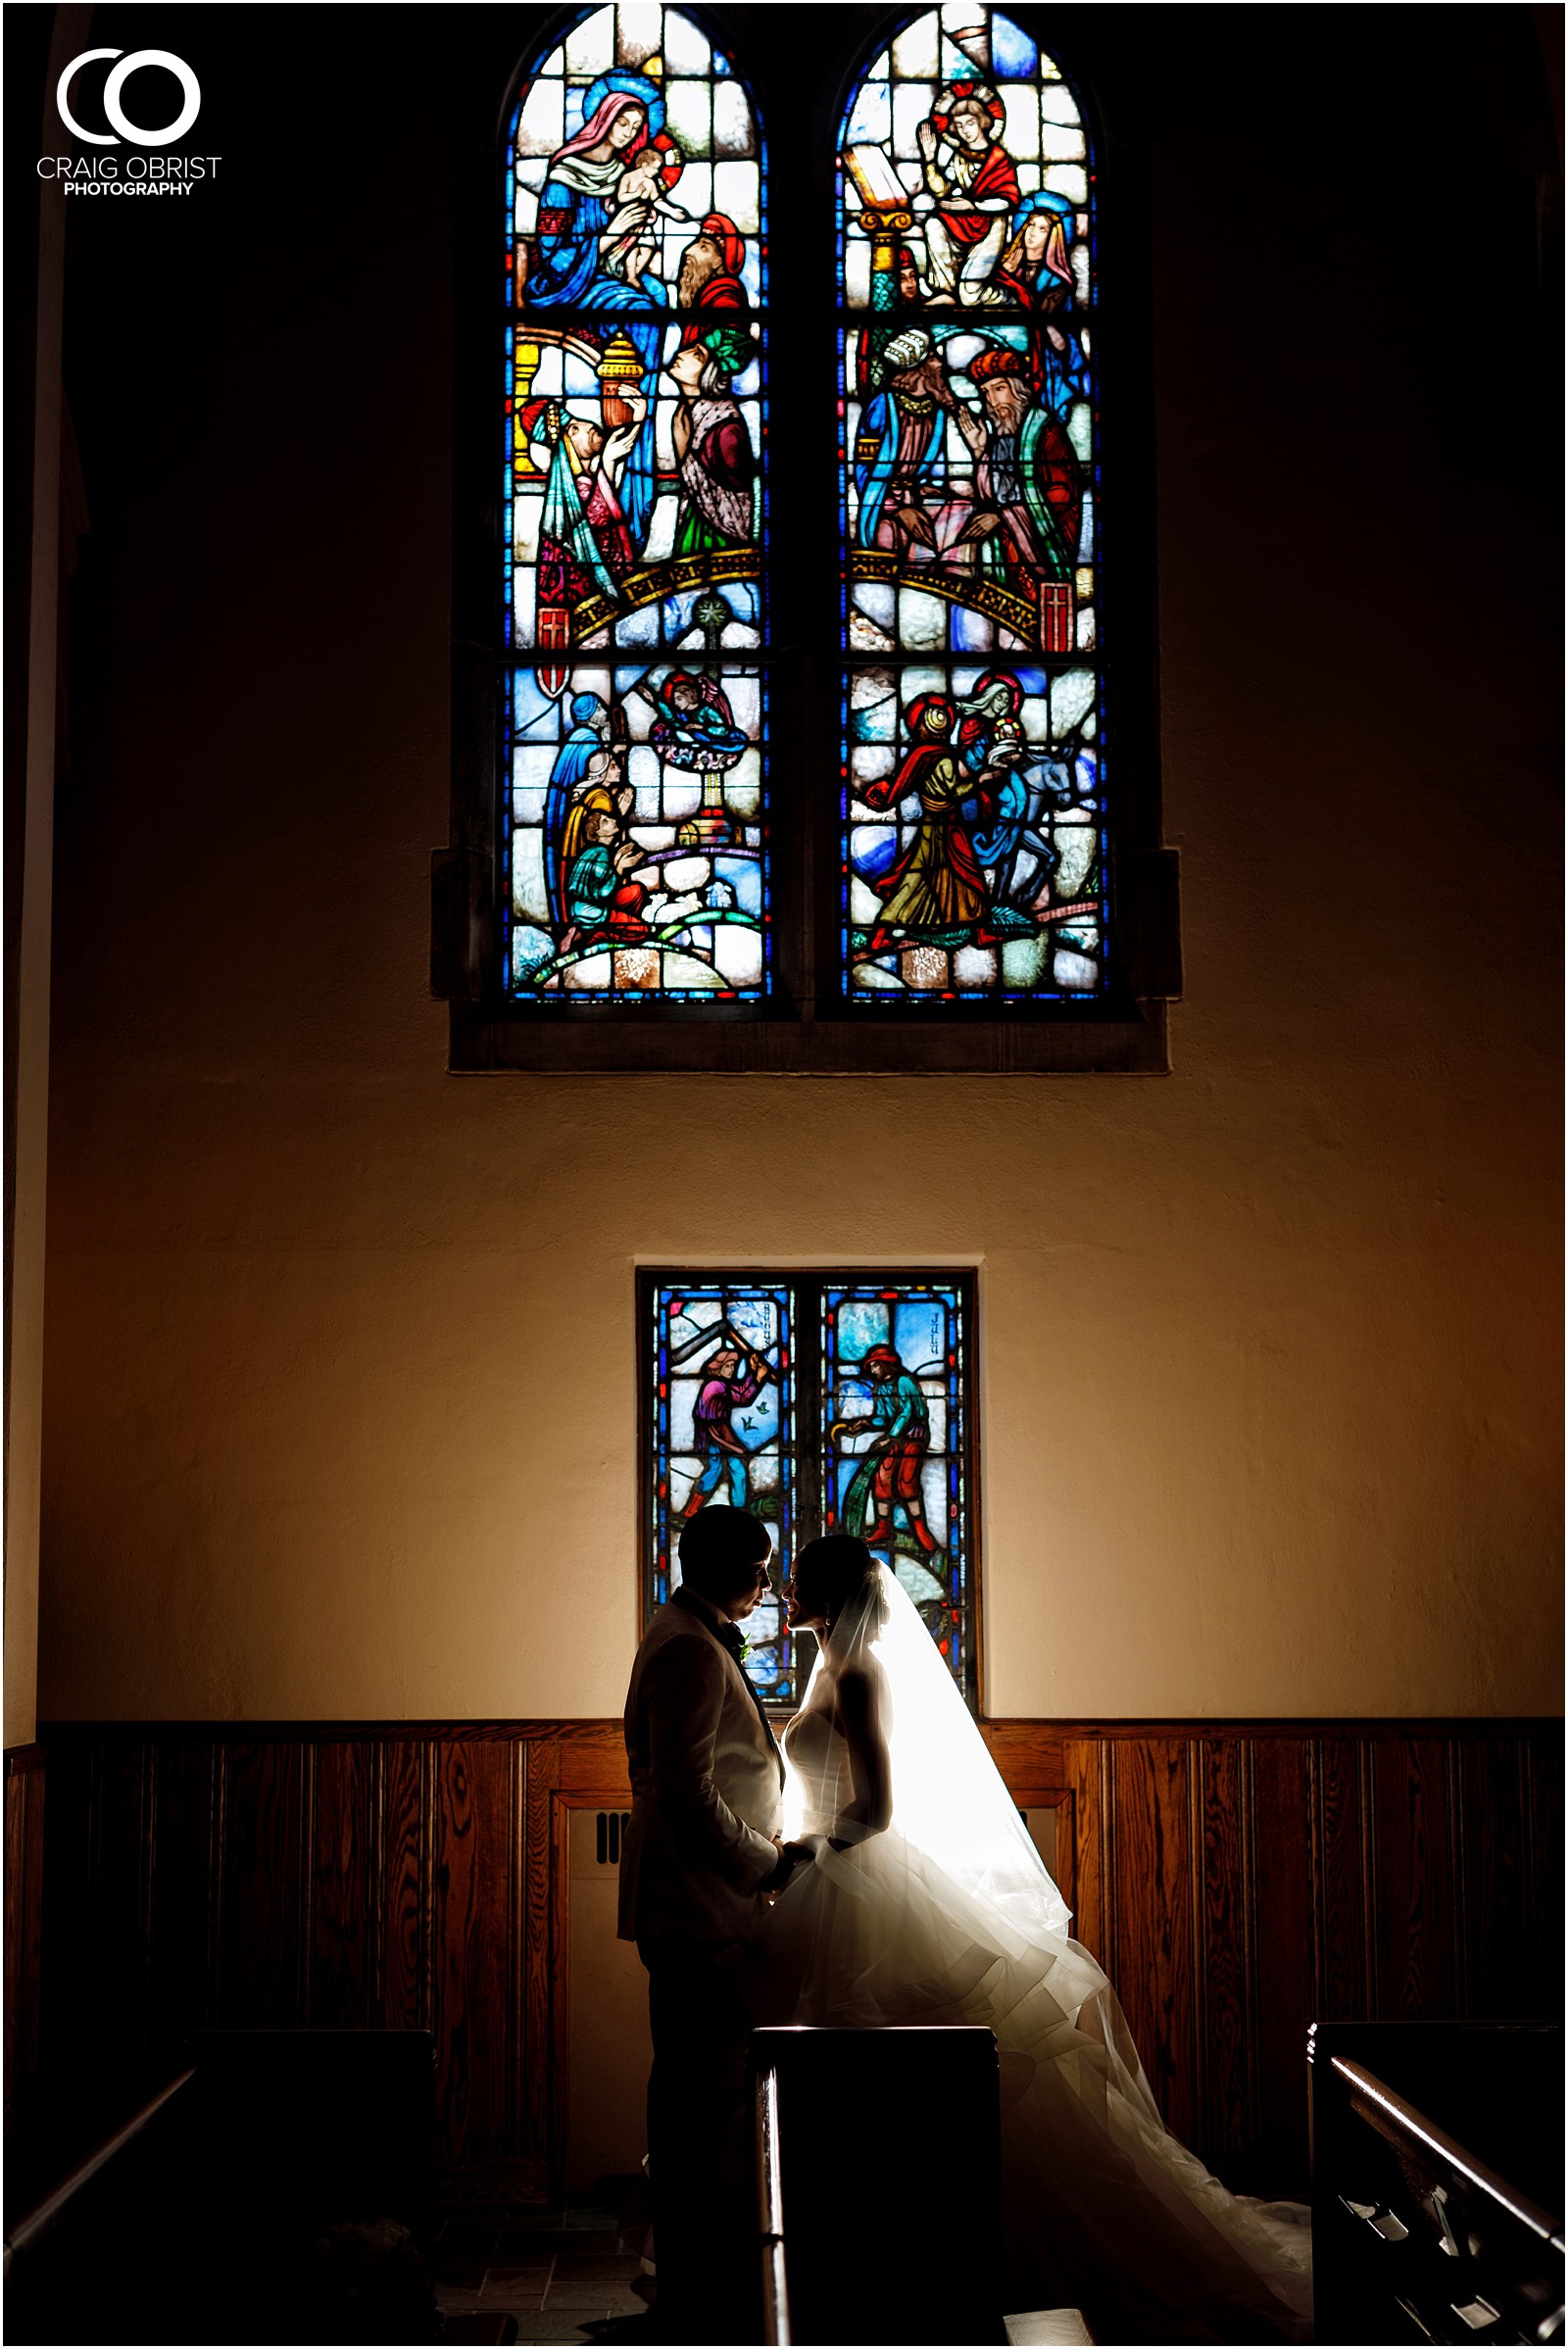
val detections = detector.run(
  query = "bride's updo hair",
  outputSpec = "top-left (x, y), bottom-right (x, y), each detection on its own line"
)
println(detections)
top-left (793, 1534), bottom-right (882, 1634)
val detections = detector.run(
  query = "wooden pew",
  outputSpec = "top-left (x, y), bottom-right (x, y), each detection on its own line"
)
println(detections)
top-left (1310, 2022), bottom-right (1564, 2346)
top-left (753, 2025), bottom-right (1007, 2346)
top-left (4, 2068), bottom-right (200, 2343)
top-left (4, 2030), bottom-right (440, 2344)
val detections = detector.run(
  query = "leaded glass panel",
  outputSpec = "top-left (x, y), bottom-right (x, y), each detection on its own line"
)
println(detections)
top-left (504, 7), bottom-right (770, 1002)
top-left (647, 1278), bottom-right (798, 1699)
top-left (821, 1280), bottom-right (973, 1700)
top-left (642, 1271), bottom-right (977, 1709)
top-left (837, 7), bottom-right (1104, 1004)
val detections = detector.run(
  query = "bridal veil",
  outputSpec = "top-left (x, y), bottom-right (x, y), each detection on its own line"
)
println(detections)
top-left (748, 1565), bottom-right (1313, 2343)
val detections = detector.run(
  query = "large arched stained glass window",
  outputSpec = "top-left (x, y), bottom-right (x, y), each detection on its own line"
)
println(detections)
top-left (838, 8), bottom-right (1103, 1004)
top-left (504, 8), bottom-right (768, 1003)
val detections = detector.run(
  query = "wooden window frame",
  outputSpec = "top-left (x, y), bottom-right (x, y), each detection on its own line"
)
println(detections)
top-left (434, 5), bottom-right (1179, 1072)
top-left (637, 1262), bottom-right (983, 1714)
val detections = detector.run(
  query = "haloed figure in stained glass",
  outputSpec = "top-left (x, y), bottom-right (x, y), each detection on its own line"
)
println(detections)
top-left (854, 667), bottom-right (1078, 954)
top-left (651, 669), bottom-right (744, 754)
top-left (960, 668), bottom-right (1066, 924)
top-left (860, 692), bottom-right (987, 945)
top-left (531, 82), bottom-right (670, 310)
top-left (512, 30), bottom-right (762, 613)
top-left (528, 78), bottom-right (672, 544)
top-left (916, 80), bottom-right (1019, 305)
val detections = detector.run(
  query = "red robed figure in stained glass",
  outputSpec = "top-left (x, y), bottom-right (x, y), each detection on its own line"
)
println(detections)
top-left (860, 694), bottom-right (987, 946)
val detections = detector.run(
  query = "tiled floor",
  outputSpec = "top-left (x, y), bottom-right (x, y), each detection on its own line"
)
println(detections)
top-left (434, 2202), bottom-right (653, 2346)
top-left (431, 2199), bottom-right (1095, 2346)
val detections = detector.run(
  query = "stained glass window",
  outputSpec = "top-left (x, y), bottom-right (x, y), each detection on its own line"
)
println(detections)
top-left (504, 7), bottom-right (769, 1003)
top-left (641, 1271), bottom-right (977, 1707)
top-left (838, 8), bottom-right (1105, 1005)
top-left (820, 1278), bottom-right (974, 1698)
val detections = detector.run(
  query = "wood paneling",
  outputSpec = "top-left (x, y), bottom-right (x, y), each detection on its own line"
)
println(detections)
top-left (1368, 1737), bottom-right (1456, 2021)
top-left (26, 1718), bottom-right (1561, 2207)
top-left (1112, 1737), bottom-right (1198, 2144)
top-left (1313, 1733), bottom-right (1373, 2021)
top-left (220, 1740), bottom-right (306, 2027)
top-left (310, 1740), bottom-right (375, 2029)
top-left (430, 1739), bottom-right (515, 2170)
top-left (1250, 1737), bottom-right (1314, 2190)
top-left (1195, 1737), bottom-right (1252, 2174)
top-left (382, 1737), bottom-right (427, 2033)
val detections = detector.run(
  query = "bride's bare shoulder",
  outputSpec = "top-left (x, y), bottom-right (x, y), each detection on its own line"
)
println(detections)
top-left (832, 1653), bottom-right (890, 1730)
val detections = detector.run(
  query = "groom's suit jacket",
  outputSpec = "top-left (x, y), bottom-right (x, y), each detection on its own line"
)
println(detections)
top-left (618, 1598), bottom-right (784, 1945)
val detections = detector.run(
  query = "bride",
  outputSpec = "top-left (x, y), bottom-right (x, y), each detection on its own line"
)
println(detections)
top-left (736, 1536), bottom-right (1313, 2346)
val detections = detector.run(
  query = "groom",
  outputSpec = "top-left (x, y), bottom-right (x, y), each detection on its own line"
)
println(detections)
top-left (619, 1506), bottom-right (802, 2342)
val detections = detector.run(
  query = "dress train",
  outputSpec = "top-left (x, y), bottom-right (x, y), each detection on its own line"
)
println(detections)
top-left (732, 1595), bottom-right (1312, 2346)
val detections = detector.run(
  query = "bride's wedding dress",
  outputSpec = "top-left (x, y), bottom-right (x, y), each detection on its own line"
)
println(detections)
top-left (736, 1567), bottom-right (1312, 2346)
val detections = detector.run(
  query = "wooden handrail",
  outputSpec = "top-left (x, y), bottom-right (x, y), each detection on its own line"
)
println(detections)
top-left (1331, 2056), bottom-right (1566, 2251)
top-left (3, 2069), bottom-right (197, 2269)
top-left (756, 2060), bottom-right (791, 2347)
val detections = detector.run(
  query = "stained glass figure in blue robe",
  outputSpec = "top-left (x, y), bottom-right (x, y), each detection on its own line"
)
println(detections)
top-left (542, 690), bottom-right (610, 921)
top-left (854, 326), bottom-right (954, 554)
top-left (526, 73), bottom-right (671, 550)
top-left (957, 669), bottom-right (1065, 931)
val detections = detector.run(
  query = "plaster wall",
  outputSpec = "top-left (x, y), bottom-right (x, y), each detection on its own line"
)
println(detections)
top-left (36, 8), bottom-right (1561, 1724)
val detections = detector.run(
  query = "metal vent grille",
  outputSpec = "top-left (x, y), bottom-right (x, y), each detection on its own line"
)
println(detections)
top-left (596, 1810), bottom-right (632, 1867)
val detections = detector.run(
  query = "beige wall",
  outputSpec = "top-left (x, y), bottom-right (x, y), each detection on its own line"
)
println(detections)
top-left (36, 11), bottom-right (1561, 1725)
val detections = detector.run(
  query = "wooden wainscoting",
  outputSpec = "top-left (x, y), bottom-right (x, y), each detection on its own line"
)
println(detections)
top-left (29, 1718), bottom-right (1562, 2205)
top-left (985, 1721), bottom-right (1561, 2193)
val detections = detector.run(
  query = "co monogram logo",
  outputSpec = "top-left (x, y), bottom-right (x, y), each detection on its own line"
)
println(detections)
top-left (57, 48), bottom-right (202, 147)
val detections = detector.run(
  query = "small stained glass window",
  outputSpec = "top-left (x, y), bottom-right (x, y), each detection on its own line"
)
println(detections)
top-left (641, 1270), bottom-right (978, 1707)
top-left (504, 6), bottom-right (770, 1003)
top-left (837, 7), bottom-right (1105, 1005)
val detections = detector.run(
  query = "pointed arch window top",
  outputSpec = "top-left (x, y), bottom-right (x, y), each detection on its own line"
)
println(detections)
top-left (840, 6), bottom-right (1088, 309)
top-left (509, 9), bottom-right (765, 313)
